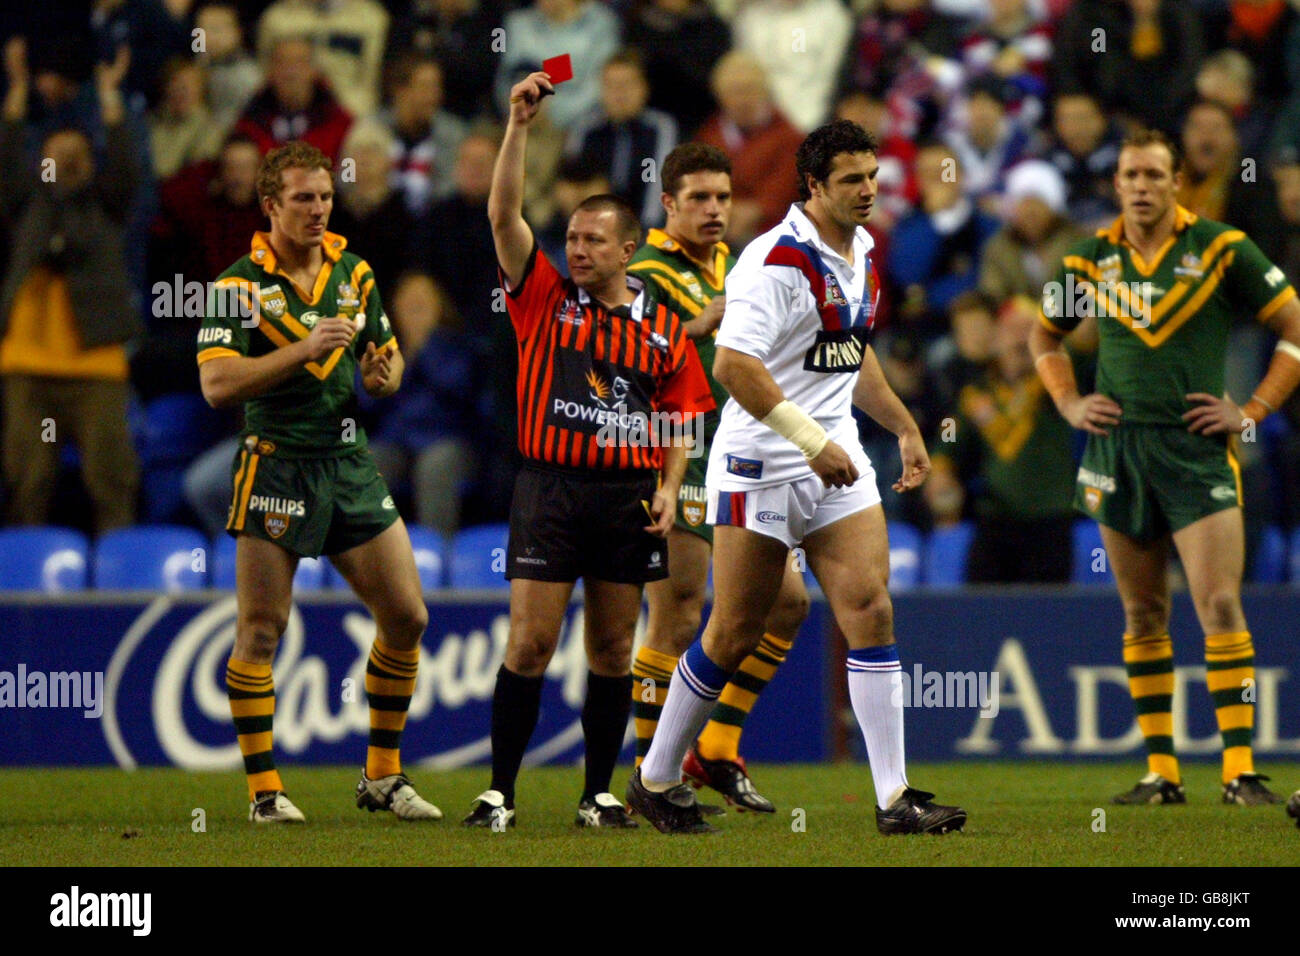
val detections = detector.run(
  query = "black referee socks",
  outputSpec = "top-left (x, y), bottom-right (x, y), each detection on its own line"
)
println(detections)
top-left (489, 665), bottom-right (544, 807)
top-left (581, 671), bottom-right (634, 802)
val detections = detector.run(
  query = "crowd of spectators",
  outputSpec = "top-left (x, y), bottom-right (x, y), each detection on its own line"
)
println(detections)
top-left (2, 0), bottom-right (1299, 582)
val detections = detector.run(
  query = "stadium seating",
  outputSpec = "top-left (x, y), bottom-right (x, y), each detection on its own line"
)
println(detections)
top-left (924, 521), bottom-right (975, 587)
top-left (1071, 521), bottom-right (1114, 585)
top-left (1251, 525), bottom-right (1287, 584)
top-left (0, 527), bottom-right (90, 592)
top-left (448, 523), bottom-right (510, 589)
top-left (93, 526), bottom-right (209, 591)
top-left (407, 525), bottom-right (448, 590)
top-left (210, 535), bottom-right (331, 590)
top-left (137, 393), bottom-right (230, 524)
top-left (888, 522), bottom-right (923, 590)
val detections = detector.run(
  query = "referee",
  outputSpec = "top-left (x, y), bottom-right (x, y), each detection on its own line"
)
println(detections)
top-left (463, 70), bottom-right (715, 828)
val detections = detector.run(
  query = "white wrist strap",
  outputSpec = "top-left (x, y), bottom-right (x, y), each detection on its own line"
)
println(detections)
top-left (761, 400), bottom-right (828, 461)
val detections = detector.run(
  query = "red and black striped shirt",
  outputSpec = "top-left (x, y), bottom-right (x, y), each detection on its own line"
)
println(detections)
top-left (503, 246), bottom-right (714, 471)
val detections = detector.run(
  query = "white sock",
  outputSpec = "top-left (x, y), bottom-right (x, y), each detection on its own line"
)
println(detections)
top-left (641, 642), bottom-right (731, 790)
top-left (846, 647), bottom-right (908, 809)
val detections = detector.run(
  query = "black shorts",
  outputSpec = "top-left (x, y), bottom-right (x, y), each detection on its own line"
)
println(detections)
top-left (506, 463), bottom-right (669, 584)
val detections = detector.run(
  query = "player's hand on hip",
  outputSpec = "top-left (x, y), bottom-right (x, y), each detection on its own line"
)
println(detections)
top-left (893, 427), bottom-right (930, 492)
top-left (1183, 392), bottom-right (1247, 435)
top-left (1062, 393), bottom-right (1122, 435)
top-left (304, 315), bottom-right (359, 361)
top-left (508, 72), bottom-right (554, 125)
top-left (644, 489), bottom-right (676, 538)
top-left (809, 440), bottom-right (859, 488)
top-left (361, 341), bottom-right (393, 395)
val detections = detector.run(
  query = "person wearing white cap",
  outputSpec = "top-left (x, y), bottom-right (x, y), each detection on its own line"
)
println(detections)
top-left (978, 159), bottom-right (1085, 304)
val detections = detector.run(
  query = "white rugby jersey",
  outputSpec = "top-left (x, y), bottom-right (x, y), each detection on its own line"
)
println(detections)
top-left (707, 203), bottom-right (880, 491)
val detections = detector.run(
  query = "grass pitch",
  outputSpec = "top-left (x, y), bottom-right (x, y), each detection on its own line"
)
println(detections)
top-left (2, 762), bottom-right (1296, 867)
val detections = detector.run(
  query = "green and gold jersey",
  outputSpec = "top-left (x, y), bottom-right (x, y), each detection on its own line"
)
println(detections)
top-left (1039, 206), bottom-right (1297, 427)
top-left (196, 231), bottom-right (398, 457)
top-left (938, 373), bottom-right (1076, 519)
top-left (629, 228), bottom-right (734, 417)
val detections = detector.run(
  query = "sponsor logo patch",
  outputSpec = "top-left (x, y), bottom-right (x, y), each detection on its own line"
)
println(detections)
top-left (725, 455), bottom-right (764, 479)
top-left (381, 495), bottom-right (396, 510)
top-left (586, 369), bottom-right (631, 409)
top-left (803, 327), bottom-right (868, 374)
top-left (1083, 487), bottom-right (1102, 512)
top-left (1076, 467), bottom-right (1117, 493)
top-left (756, 510), bottom-right (785, 524)
top-left (256, 440), bottom-right (276, 456)
top-left (1211, 485), bottom-right (1237, 501)
top-left (265, 513), bottom-right (290, 538)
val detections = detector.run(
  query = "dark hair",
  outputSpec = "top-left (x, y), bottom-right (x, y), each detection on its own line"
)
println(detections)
top-left (257, 141), bottom-right (333, 204)
top-left (661, 142), bottom-right (732, 196)
top-left (603, 48), bottom-right (647, 78)
top-left (385, 51), bottom-right (441, 100)
top-left (1120, 127), bottom-right (1184, 174)
top-left (795, 120), bottom-right (879, 200)
top-left (573, 193), bottom-right (641, 245)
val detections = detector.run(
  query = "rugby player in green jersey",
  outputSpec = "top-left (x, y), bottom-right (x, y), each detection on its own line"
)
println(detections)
top-left (627, 144), bottom-right (810, 813)
top-left (1029, 129), bottom-right (1300, 809)
top-left (198, 142), bottom-right (441, 824)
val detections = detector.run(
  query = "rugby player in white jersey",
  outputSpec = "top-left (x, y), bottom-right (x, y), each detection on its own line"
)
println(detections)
top-left (627, 120), bottom-right (968, 835)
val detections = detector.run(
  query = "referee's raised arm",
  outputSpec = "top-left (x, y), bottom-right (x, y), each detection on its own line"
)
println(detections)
top-left (489, 71), bottom-right (555, 287)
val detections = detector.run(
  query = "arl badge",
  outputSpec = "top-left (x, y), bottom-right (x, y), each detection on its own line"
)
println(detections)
top-left (265, 513), bottom-right (290, 539)
top-left (1083, 486), bottom-right (1103, 512)
top-left (680, 485), bottom-right (707, 526)
top-left (258, 285), bottom-right (287, 319)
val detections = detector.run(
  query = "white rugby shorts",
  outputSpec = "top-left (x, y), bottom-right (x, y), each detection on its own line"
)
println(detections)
top-left (706, 462), bottom-right (882, 548)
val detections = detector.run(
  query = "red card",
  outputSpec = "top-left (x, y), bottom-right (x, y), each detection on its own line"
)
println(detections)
top-left (542, 54), bottom-right (573, 84)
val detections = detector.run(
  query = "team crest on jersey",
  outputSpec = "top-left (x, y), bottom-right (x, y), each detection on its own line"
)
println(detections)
top-left (1083, 487), bottom-right (1102, 512)
top-left (265, 513), bottom-right (290, 538)
top-left (682, 500), bottom-right (705, 526)
top-left (823, 273), bottom-right (849, 307)
top-left (259, 286), bottom-right (287, 318)
top-left (256, 440), bottom-right (276, 456)
top-left (1098, 254), bottom-right (1123, 284)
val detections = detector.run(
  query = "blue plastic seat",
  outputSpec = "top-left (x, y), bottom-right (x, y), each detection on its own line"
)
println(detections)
top-left (1072, 520), bottom-right (1114, 584)
top-left (925, 521), bottom-right (974, 587)
top-left (1252, 525), bottom-right (1286, 584)
top-left (0, 527), bottom-right (90, 592)
top-left (448, 523), bottom-right (510, 589)
top-left (210, 535), bottom-right (330, 590)
top-left (1290, 527), bottom-right (1300, 583)
top-left (138, 392), bottom-right (224, 465)
top-left (888, 522), bottom-right (922, 591)
top-left (406, 526), bottom-right (447, 590)
top-left (94, 526), bottom-right (209, 591)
